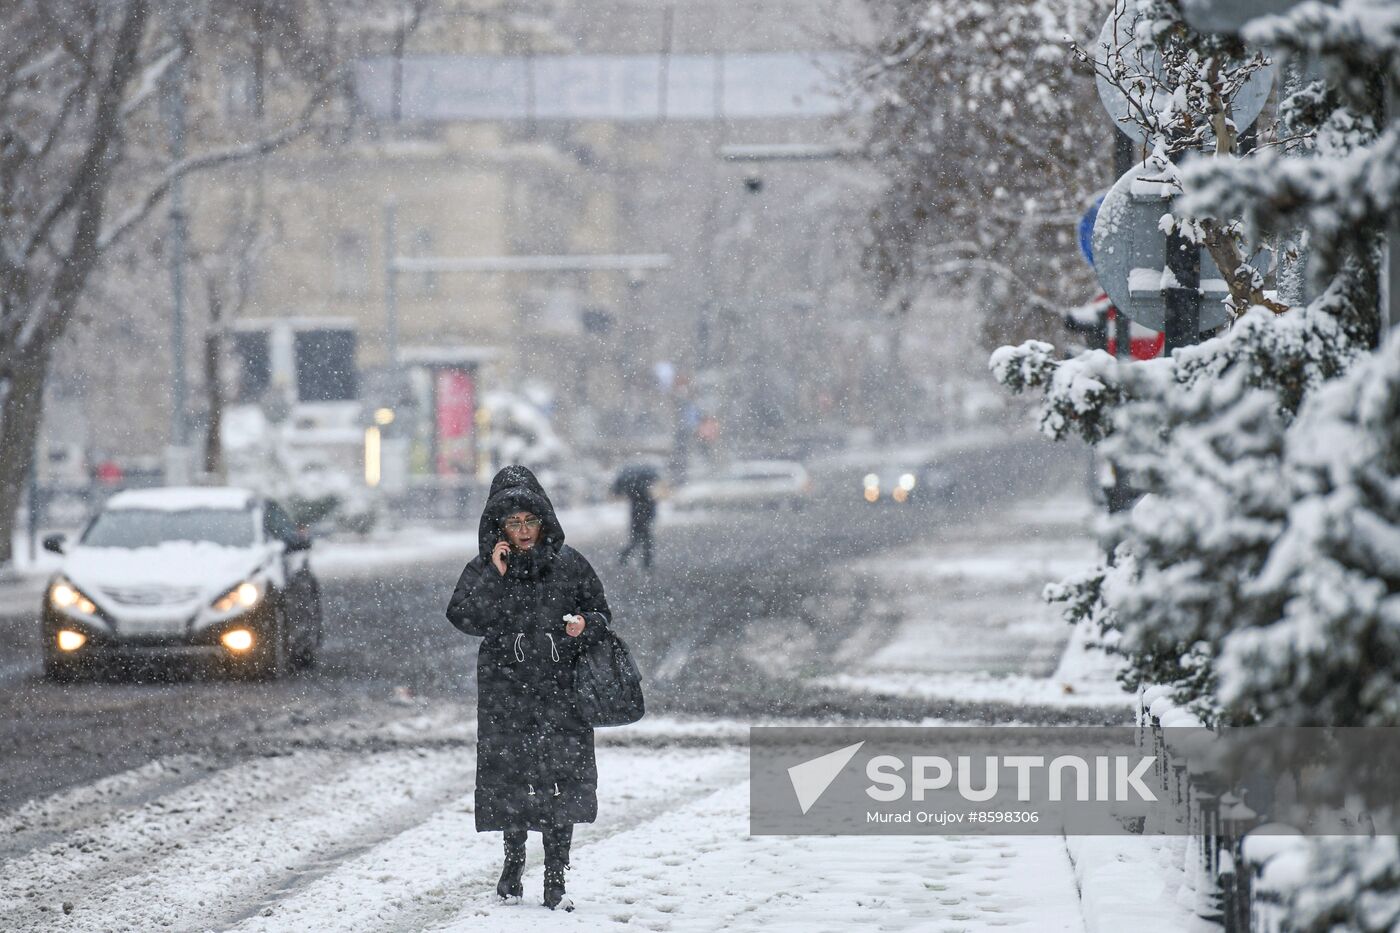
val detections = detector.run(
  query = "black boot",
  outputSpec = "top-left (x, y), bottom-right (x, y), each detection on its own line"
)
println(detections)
top-left (542, 823), bottom-right (574, 911)
top-left (497, 830), bottom-right (526, 903)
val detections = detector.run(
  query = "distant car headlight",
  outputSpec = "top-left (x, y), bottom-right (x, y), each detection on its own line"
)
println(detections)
top-left (212, 581), bottom-right (262, 614)
top-left (863, 473), bottom-right (880, 502)
top-left (49, 578), bottom-right (98, 617)
top-left (898, 473), bottom-right (916, 491)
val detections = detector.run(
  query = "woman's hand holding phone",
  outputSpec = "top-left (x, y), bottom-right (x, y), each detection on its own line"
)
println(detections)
top-left (491, 540), bottom-right (511, 576)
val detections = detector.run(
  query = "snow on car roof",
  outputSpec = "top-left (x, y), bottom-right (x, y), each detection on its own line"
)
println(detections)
top-left (104, 487), bottom-right (257, 512)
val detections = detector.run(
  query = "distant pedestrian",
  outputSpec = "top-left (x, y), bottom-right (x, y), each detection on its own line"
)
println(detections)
top-left (446, 465), bottom-right (614, 912)
top-left (612, 465), bottom-right (658, 569)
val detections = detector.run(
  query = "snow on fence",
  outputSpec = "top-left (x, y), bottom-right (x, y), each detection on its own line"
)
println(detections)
top-left (1135, 686), bottom-right (1308, 933)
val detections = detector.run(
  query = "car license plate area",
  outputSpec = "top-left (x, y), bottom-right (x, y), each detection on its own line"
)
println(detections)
top-left (115, 617), bottom-right (189, 639)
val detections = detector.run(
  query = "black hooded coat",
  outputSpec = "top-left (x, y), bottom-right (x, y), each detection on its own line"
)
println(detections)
top-left (446, 466), bottom-right (613, 831)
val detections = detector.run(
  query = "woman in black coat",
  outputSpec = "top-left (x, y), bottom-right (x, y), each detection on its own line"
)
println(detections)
top-left (445, 465), bottom-right (613, 912)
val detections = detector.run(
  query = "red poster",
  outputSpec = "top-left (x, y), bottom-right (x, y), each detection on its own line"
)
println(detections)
top-left (435, 368), bottom-right (476, 476)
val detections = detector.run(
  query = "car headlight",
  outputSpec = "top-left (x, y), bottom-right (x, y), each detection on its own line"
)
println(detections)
top-left (898, 473), bottom-right (916, 491)
top-left (49, 577), bottom-right (98, 617)
top-left (212, 581), bottom-right (262, 614)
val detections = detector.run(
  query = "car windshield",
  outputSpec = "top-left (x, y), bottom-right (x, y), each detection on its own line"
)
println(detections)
top-left (82, 508), bottom-right (257, 548)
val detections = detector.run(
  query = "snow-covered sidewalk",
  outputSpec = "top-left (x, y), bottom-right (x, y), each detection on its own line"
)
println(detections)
top-left (815, 489), bottom-right (1129, 711)
top-left (438, 784), bottom-right (1087, 933)
top-left (798, 484), bottom-right (1201, 933)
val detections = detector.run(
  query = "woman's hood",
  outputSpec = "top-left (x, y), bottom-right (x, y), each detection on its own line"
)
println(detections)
top-left (477, 465), bottom-right (566, 561)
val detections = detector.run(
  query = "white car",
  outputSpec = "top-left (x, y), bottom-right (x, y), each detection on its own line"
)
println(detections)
top-left (40, 487), bottom-right (323, 681)
top-left (672, 460), bottom-right (813, 511)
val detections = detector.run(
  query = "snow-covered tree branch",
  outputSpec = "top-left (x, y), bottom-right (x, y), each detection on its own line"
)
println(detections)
top-left (850, 0), bottom-right (1103, 347)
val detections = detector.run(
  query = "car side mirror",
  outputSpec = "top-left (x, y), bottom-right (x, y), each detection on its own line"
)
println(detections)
top-left (42, 533), bottom-right (67, 555)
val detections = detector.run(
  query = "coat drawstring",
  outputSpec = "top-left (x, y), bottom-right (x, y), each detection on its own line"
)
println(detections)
top-left (514, 632), bottom-right (561, 662)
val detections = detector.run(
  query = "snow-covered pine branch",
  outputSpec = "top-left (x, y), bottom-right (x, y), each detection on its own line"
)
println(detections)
top-left (1218, 330), bottom-right (1400, 727)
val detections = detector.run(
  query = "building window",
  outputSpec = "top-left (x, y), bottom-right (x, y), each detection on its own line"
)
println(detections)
top-left (332, 230), bottom-right (369, 298)
top-left (294, 329), bottom-right (359, 402)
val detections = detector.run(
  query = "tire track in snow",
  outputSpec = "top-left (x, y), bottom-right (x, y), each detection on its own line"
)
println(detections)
top-left (0, 747), bottom-right (475, 932)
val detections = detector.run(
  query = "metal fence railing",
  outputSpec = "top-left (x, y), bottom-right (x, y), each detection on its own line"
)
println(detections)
top-left (1136, 690), bottom-right (1281, 933)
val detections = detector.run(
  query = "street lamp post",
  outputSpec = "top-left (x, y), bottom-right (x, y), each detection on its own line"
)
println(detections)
top-left (162, 52), bottom-right (191, 482)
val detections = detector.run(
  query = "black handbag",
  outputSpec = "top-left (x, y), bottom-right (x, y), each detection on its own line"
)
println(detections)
top-left (574, 629), bottom-right (645, 726)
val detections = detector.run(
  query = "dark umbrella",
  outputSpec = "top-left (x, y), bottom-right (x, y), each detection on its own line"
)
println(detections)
top-left (611, 463), bottom-right (659, 497)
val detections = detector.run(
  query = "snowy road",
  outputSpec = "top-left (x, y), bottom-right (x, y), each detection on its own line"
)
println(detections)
top-left (0, 436), bottom-right (1134, 930)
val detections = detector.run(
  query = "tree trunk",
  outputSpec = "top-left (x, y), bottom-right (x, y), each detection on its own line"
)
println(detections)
top-left (0, 351), bottom-right (51, 567)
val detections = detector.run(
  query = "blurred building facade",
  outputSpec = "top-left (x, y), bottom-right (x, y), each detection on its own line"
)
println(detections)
top-left (55, 0), bottom-right (889, 476)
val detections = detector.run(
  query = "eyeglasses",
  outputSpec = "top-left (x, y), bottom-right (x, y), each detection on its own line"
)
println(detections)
top-left (503, 518), bottom-right (542, 532)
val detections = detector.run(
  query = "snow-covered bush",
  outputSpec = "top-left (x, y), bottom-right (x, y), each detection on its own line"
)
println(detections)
top-left (1265, 835), bottom-right (1400, 933)
top-left (995, 0), bottom-right (1400, 918)
top-left (1218, 332), bottom-right (1400, 727)
top-left (479, 389), bottom-right (568, 472)
top-left (976, 0), bottom-right (1400, 921)
top-left (993, 0), bottom-right (1391, 723)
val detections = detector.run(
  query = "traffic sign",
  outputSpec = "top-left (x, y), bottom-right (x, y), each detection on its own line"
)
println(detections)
top-left (1093, 6), bottom-right (1274, 145)
top-left (1178, 0), bottom-right (1313, 34)
top-left (1079, 196), bottom-right (1104, 266)
top-left (1091, 157), bottom-right (1265, 333)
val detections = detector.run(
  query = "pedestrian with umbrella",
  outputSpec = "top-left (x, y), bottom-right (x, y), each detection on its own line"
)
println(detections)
top-left (611, 463), bottom-right (660, 570)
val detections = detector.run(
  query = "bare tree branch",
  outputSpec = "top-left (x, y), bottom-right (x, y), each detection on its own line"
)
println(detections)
top-left (925, 258), bottom-right (1067, 315)
top-left (97, 85), bottom-right (334, 252)
top-left (12, 0), bottom-right (152, 356)
top-left (119, 43), bottom-right (184, 119)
